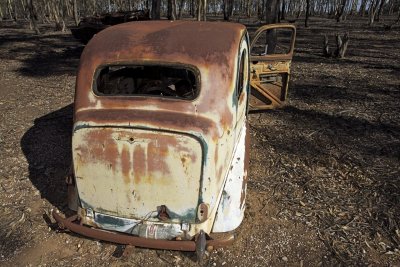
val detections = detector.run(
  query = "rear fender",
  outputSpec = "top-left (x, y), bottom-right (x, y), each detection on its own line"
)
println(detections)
top-left (212, 122), bottom-right (248, 232)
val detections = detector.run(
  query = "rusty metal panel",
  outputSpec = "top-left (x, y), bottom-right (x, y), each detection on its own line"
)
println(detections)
top-left (73, 127), bottom-right (202, 222)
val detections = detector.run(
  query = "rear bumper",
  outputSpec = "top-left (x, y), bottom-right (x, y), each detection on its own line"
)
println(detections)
top-left (52, 210), bottom-right (234, 251)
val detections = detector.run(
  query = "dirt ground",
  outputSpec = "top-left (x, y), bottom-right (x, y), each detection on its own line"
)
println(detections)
top-left (0, 16), bottom-right (399, 266)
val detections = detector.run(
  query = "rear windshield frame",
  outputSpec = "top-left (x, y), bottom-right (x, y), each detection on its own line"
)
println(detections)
top-left (92, 62), bottom-right (201, 101)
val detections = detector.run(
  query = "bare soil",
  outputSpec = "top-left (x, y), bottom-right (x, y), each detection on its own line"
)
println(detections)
top-left (0, 16), bottom-right (399, 266)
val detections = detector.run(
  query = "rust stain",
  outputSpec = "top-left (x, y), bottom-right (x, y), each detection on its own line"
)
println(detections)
top-left (75, 109), bottom-right (218, 140)
top-left (147, 140), bottom-right (170, 179)
top-left (121, 144), bottom-right (130, 184)
top-left (77, 129), bottom-right (120, 175)
top-left (133, 145), bottom-right (145, 184)
top-left (181, 157), bottom-right (186, 166)
top-left (175, 140), bottom-right (197, 163)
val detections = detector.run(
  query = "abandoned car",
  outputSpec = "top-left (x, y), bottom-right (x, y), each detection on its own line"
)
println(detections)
top-left (53, 20), bottom-right (296, 255)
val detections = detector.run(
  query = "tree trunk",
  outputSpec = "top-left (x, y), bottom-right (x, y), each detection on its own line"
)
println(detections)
top-left (151, 0), bottom-right (161, 19)
top-left (335, 33), bottom-right (349, 58)
top-left (229, 0), bottom-right (234, 18)
top-left (62, 0), bottom-right (67, 31)
top-left (178, 0), bottom-right (185, 18)
top-left (296, 7), bottom-right (302, 18)
top-left (322, 35), bottom-right (331, 57)
top-left (72, 0), bottom-right (79, 26)
top-left (368, 0), bottom-right (379, 25)
top-left (20, 0), bottom-right (27, 20)
top-left (27, 0), bottom-right (40, 34)
top-left (168, 0), bottom-right (177, 20)
top-left (305, 0), bottom-right (310, 27)
top-left (129, 0), bottom-right (133, 11)
top-left (246, 0), bottom-right (251, 17)
top-left (189, 0), bottom-right (194, 17)
top-left (224, 0), bottom-right (233, 20)
top-left (7, 0), bottom-right (13, 20)
top-left (197, 0), bottom-right (206, 20)
top-left (197, 0), bottom-right (201, 20)
top-left (258, 0), bottom-right (265, 20)
top-left (65, 0), bottom-right (72, 17)
top-left (359, 0), bottom-right (367, 16)
top-left (53, 0), bottom-right (66, 32)
top-left (336, 0), bottom-right (347, 22)
top-left (280, 0), bottom-right (286, 20)
top-left (349, 0), bottom-right (357, 15)
top-left (203, 0), bottom-right (207, 20)
top-left (375, 0), bottom-right (385, 21)
top-left (265, 0), bottom-right (279, 53)
top-left (13, 0), bottom-right (18, 21)
top-left (50, 0), bottom-right (62, 31)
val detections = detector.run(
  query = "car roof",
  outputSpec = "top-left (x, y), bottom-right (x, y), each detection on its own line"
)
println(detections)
top-left (75, 21), bottom-right (247, 122)
top-left (82, 20), bottom-right (246, 68)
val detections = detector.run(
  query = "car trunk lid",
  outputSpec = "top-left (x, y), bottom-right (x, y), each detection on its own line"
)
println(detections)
top-left (72, 127), bottom-right (203, 223)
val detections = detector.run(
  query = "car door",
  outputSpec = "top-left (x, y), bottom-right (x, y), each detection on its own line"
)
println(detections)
top-left (249, 24), bottom-right (296, 111)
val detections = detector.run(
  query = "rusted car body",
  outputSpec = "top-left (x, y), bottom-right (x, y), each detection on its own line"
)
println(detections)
top-left (53, 20), bottom-right (295, 255)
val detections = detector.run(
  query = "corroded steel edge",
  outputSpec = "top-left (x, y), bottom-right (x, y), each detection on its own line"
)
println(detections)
top-left (52, 210), bottom-right (234, 251)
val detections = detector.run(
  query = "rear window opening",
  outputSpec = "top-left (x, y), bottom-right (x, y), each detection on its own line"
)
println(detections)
top-left (94, 65), bottom-right (198, 99)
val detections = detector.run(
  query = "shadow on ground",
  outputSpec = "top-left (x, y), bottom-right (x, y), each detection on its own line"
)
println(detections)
top-left (20, 104), bottom-right (73, 213)
top-left (0, 23), bottom-right (83, 77)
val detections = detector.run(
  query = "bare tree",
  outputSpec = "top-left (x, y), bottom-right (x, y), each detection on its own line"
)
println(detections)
top-left (3, 0), bottom-right (398, 36)
top-left (72, 0), bottom-right (79, 26)
top-left (197, 0), bottom-right (207, 20)
top-left (178, 0), bottom-right (185, 18)
top-left (359, 0), bottom-right (368, 16)
top-left (49, 0), bottom-right (66, 31)
top-left (280, 0), bottom-right (286, 20)
top-left (368, 0), bottom-right (381, 25)
top-left (265, 0), bottom-right (280, 53)
top-left (27, 0), bottom-right (40, 34)
top-left (305, 0), bottom-right (311, 27)
top-left (223, 0), bottom-right (234, 20)
top-left (265, 0), bottom-right (280, 24)
top-left (335, 0), bottom-right (347, 22)
top-left (167, 0), bottom-right (177, 19)
top-left (151, 0), bottom-right (161, 19)
top-left (7, 0), bottom-right (14, 20)
top-left (335, 32), bottom-right (349, 58)
top-left (323, 35), bottom-right (331, 57)
top-left (375, 0), bottom-right (386, 21)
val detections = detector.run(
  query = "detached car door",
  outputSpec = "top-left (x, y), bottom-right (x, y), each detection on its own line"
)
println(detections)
top-left (249, 24), bottom-right (296, 111)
